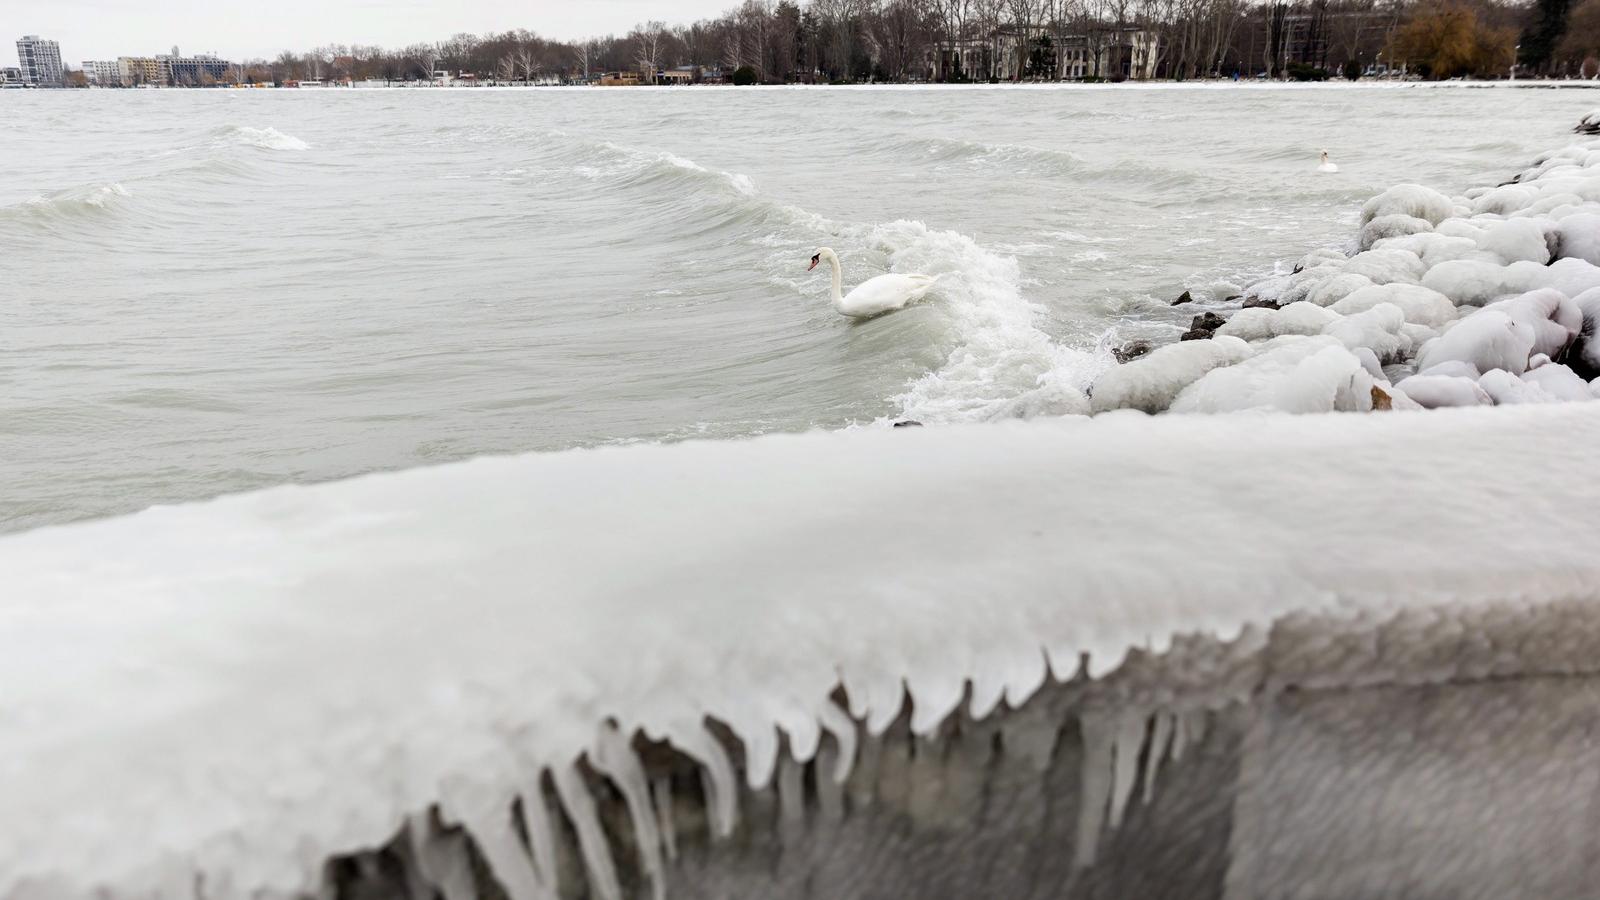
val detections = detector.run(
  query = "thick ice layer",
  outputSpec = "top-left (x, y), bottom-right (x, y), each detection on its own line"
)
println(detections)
top-left (1095, 134), bottom-right (1600, 417)
top-left (7, 405), bottom-right (1600, 898)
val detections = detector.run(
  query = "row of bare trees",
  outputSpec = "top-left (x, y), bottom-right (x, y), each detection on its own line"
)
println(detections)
top-left (237, 1), bottom-right (1589, 86)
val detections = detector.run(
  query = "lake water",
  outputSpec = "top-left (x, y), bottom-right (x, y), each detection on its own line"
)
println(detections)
top-left (1, 84), bottom-right (1587, 532)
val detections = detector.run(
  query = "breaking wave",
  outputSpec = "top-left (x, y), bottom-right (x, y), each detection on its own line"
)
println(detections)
top-left (557, 133), bottom-right (1106, 424)
top-left (215, 126), bottom-right (311, 152)
top-left (0, 183), bottom-right (133, 228)
top-left (885, 136), bottom-right (1085, 177)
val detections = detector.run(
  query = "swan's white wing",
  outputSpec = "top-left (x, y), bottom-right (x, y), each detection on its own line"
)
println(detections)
top-left (838, 273), bottom-right (936, 318)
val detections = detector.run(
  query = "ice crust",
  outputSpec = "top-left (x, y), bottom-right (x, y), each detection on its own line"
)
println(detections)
top-left (7, 405), bottom-right (1600, 899)
top-left (1094, 136), bottom-right (1600, 417)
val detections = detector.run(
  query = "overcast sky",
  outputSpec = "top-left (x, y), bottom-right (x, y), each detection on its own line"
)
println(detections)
top-left (1, 0), bottom-right (735, 67)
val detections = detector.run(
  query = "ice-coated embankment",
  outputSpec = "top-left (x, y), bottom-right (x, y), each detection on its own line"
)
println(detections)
top-left (1094, 136), bottom-right (1600, 415)
top-left (7, 404), bottom-right (1600, 899)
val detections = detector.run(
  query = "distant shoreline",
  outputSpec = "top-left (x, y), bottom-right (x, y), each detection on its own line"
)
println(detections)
top-left (9, 80), bottom-right (1600, 93)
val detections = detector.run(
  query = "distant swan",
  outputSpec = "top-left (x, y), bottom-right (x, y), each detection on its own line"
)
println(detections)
top-left (1318, 150), bottom-right (1339, 173)
top-left (808, 247), bottom-right (938, 319)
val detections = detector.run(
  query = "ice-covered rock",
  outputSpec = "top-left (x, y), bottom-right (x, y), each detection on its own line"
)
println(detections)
top-left (1216, 302), bottom-right (1339, 342)
top-left (1359, 214), bottom-right (1432, 252)
top-left (1322, 302), bottom-right (1412, 364)
top-left (1393, 373), bottom-right (1493, 408)
top-left (1296, 247), bottom-right (1348, 271)
top-left (1481, 289), bottom-right (1582, 359)
top-left (1472, 218), bottom-right (1552, 266)
top-left (1421, 259), bottom-right (1544, 307)
top-left (1568, 287), bottom-right (1600, 379)
top-left (1329, 283), bottom-right (1457, 327)
top-left (1169, 336), bottom-right (1375, 414)
top-left (1341, 248), bottom-right (1427, 286)
top-left (1523, 363), bottom-right (1595, 401)
top-left (1543, 257), bottom-right (1600, 298)
top-left (1552, 212), bottom-right (1600, 265)
top-left (1435, 219), bottom-right (1484, 240)
top-left (1414, 310), bottom-right (1537, 376)
top-left (1361, 184), bottom-right (1455, 226)
top-left (1473, 184), bottom-right (1540, 216)
top-left (1307, 273), bottom-right (1375, 307)
top-left (1088, 336), bottom-right (1252, 414)
top-left (1479, 368), bottom-right (1559, 404)
top-left (1374, 232), bottom-right (1478, 268)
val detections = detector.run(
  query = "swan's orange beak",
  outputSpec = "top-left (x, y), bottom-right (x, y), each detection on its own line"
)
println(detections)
top-left (807, 255), bottom-right (819, 272)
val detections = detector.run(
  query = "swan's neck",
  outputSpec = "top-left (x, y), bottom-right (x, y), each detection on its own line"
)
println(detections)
top-left (826, 254), bottom-right (844, 306)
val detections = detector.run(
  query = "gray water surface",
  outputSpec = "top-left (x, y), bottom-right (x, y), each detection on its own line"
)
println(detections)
top-left (1, 84), bottom-right (1585, 531)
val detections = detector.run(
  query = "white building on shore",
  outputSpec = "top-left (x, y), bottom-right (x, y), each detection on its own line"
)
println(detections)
top-left (82, 60), bottom-right (121, 86)
top-left (16, 35), bottom-right (64, 86)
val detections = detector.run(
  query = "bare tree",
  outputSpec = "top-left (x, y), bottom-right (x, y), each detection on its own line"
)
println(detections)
top-left (514, 47), bottom-right (537, 82)
top-left (408, 43), bottom-right (440, 81)
top-left (575, 41), bottom-right (594, 80)
top-left (633, 21), bottom-right (667, 81)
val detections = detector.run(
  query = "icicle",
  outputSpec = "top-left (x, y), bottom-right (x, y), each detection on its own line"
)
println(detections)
top-left (969, 653), bottom-right (1008, 720)
top-left (813, 742), bottom-right (845, 822)
top-left (517, 776), bottom-right (560, 900)
top-left (1044, 643), bottom-right (1083, 682)
top-left (777, 754), bottom-right (806, 840)
top-left (652, 776), bottom-right (678, 862)
top-left (405, 812), bottom-right (479, 900)
top-left (455, 807), bottom-right (553, 900)
top-left (775, 700), bottom-right (821, 763)
top-left (865, 676), bottom-right (906, 735)
top-left (672, 722), bottom-right (739, 838)
top-left (392, 816), bottom-right (437, 900)
top-left (440, 772), bottom-right (552, 900)
top-left (815, 699), bottom-right (859, 784)
top-left (734, 718), bottom-right (780, 790)
top-left (1003, 648), bottom-right (1049, 709)
top-left (1107, 710), bottom-right (1148, 830)
top-left (1143, 711), bottom-right (1174, 805)
top-left (907, 668), bottom-right (964, 735)
top-left (590, 723), bottom-right (666, 900)
top-left (1073, 713), bottom-right (1114, 869)
top-left (1170, 711), bottom-right (1190, 761)
top-left (998, 702), bottom-right (1059, 773)
top-left (552, 762), bottom-right (623, 900)
top-left (1085, 639), bottom-right (1132, 679)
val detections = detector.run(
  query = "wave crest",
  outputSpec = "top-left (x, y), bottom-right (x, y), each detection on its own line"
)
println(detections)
top-left (216, 126), bottom-right (311, 152)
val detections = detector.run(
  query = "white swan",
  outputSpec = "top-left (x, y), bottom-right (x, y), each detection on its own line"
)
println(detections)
top-left (808, 247), bottom-right (938, 319)
top-left (1318, 150), bottom-right (1339, 173)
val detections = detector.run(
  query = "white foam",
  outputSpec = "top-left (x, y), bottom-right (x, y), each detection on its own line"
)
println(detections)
top-left (224, 126), bottom-right (311, 152)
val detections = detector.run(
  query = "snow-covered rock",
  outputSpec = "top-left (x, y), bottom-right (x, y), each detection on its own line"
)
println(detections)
top-left (1341, 248), bottom-right (1427, 285)
top-left (1393, 373), bottom-right (1493, 408)
top-left (1414, 310), bottom-right (1537, 376)
top-left (1329, 283), bottom-right (1457, 327)
top-left (1322, 303), bottom-right (1412, 364)
top-left (1359, 214), bottom-right (1433, 252)
top-left (1478, 368), bottom-right (1559, 404)
top-left (1552, 212), bottom-right (1600, 265)
top-left (1089, 336), bottom-right (1252, 414)
top-left (1361, 184), bottom-right (1455, 226)
top-left (1481, 289), bottom-right (1582, 359)
top-left (1421, 259), bottom-right (1543, 307)
top-left (1307, 273), bottom-right (1376, 307)
top-left (1217, 303), bottom-right (1339, 342)
top-left (1523, 363), bottom-right (1595, 401)
top-left (1169, 336), bottom-right (1375, 414)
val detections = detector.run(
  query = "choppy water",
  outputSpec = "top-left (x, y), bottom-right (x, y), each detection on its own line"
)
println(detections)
top-left (1, 84), bottom-right (1588, 532)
